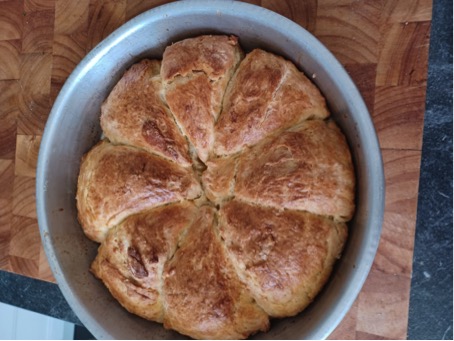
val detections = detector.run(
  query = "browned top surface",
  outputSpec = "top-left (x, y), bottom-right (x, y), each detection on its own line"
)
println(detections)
top-left (162, 35), bottom-right (243, 162)
top-left (0, 0), bottom-right (432, 339)
top-left (219, 200), bottom-right (348, 318)
top-left (91, 202), bottom-right (198, 323)
top-left (163, 206), bottom-right (269, 339)
top-left (161, 35), bottom-right (241, 81)
top-left (235, 119), bottom-right (355, 221)
top-left (214, 49), bottom-right (329, 156)
top-left (76, 140), bottom-right (202, 243)
top-left (101, 59), bottom-right (192, 167)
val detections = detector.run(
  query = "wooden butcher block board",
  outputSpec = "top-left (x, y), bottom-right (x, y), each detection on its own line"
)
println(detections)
top-left (0, 0), bottom-right (432, 339)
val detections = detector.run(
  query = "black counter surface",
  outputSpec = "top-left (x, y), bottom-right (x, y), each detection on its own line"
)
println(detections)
top-left (407, 0), bottom-right (453, 338)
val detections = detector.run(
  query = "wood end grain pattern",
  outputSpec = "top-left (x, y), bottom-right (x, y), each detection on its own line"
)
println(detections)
top-left (0, 0), bottom-right (433, 339)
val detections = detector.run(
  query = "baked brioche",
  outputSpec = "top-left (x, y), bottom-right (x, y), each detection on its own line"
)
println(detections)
top-left (76, 35), bottom-right (356, 339)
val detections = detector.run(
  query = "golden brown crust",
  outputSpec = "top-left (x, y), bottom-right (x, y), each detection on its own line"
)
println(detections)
top-left (235, 119), bottom-right (355, 221)
top-left (90, 202), bottom-right (198, 322)
top-left (161, 35), bottom-right (243, 162)
top-left (76, 141), bottom-right (202, 242)
top-left (214, 49), bottom-right (330, 156)
top-left (218, 200), bottom-right (348, 317)
top-left (100, 59), bottom-right (191, 166)
top-left (78, 35), bottom-right (357, 340)
top-left (163, 73), bottom-right (216, 163)
top-left (161, 35), bottom-right (242, 82)
top-left (162, 206), bottom-right (269, 339)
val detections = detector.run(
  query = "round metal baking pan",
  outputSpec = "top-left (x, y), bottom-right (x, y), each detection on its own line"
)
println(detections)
top-left (36, 1), bottom-right (385, 339)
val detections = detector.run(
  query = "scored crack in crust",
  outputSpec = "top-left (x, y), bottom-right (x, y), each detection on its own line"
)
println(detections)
top-left (161, 35), bottom-right (244, 162)
top-left (234, 119), bottom-right (355, 222)
top-left (76, 141), bottom-right (202, 243)
top-left (90, 202), bottom-right (199, 322)
top-left (100, 59), bottom-right (192, 167)
top-left (76, 35), bottom-right (356, 340)
top-left (214, 48), bottom-right (330, 157)
top-left (162, 206), bottom-right (269, 339)
top-left (217, 200), bottom-right (348, 318)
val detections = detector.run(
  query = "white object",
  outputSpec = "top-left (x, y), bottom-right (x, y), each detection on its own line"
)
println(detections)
top-left (0, 302), bottom-right (74, 340)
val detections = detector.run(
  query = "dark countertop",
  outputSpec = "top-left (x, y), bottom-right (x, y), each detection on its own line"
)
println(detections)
top-left (407, 0), bottom-right (453, 338)
top-left (0, 0), bottom-right (451, 339)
